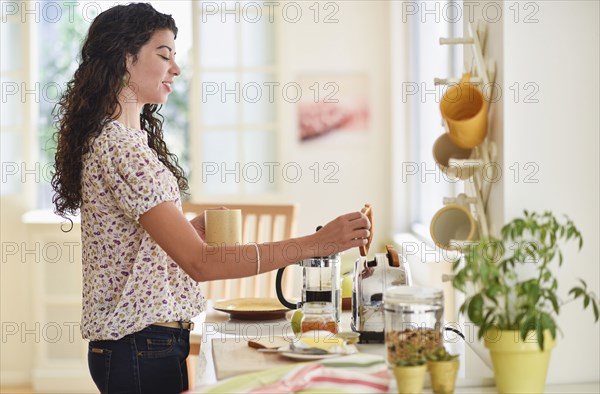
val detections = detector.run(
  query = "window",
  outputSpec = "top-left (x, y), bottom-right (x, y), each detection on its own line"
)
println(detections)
top-left (191, 2), bottom-right (278, 197)
top-left (0, 14), bottom-right (25, 197)
top-left (28, 1), bottom-right (190, 209)
top-left (26, 0), bottom-right (278, 210)
top-left (406, 1), bottom-right (463, 240)
top-left (393, 0), bottom-right (471, 374)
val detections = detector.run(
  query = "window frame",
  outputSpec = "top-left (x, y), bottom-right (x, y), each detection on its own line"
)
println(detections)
top-left (391, 0), bottom-right (471, 378)
top-left (189, 1), bottom-right (282, 202)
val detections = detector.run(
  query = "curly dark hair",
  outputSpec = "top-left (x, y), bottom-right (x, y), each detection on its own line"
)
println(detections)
top-left (52, 3), bottom-right (188, 218)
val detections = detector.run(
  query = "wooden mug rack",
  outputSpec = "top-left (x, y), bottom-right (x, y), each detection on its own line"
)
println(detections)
top-left (435, 21), bottom-right (497, 246)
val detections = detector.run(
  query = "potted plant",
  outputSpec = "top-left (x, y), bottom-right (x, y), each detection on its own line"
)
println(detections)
top-left (392, 350), bottom-right (427, 394)
top-left (426, 346), bottom-right (459, 394)
top-left (452, 210), bottom-right (599, 393)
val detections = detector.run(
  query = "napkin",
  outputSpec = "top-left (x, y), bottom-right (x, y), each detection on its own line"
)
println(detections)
top-left (194, 353), bottom-right (390, 394)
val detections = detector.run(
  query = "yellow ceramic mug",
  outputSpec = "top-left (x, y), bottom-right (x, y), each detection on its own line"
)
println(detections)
top-left (205, 209), bottom-right (242, 246)
top-left (440, 73), bottom-right (488, 149)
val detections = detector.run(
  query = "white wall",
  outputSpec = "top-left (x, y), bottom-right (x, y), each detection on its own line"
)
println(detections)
top-left (457, 0), bottom-right (600, 384)
top-left (1, 16), bottom-right (38, 386)
top-left (469, 0), bottom-right (600, 384)
top-left (0, 197), bottom-right (34, 386)
top-left (277, 2), bottom-right (392, 260)
top-left (502, 0), bottom-right (600, 383)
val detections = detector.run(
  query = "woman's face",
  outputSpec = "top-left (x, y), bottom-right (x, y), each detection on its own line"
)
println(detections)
top-left (125, 29), bottom-right (180, 105)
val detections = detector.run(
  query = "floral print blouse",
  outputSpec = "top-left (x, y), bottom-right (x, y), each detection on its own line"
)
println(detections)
top-left (80, 119), bottom-right (204, 340)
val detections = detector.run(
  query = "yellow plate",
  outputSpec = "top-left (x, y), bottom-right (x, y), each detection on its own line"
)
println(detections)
top-left (213, 297), bottom-right (290, 320)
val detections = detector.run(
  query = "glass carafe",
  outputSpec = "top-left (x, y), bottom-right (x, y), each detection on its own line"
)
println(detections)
top-left (302, 256), bottom-right (341, 322)
top-left (276, 254), bottom-right (342, 323)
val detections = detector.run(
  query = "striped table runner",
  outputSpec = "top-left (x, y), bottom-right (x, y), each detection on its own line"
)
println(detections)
top-left (191, 353), bottom-right (390, 394)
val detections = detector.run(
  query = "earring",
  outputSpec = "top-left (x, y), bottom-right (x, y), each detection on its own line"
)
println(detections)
top-left (122, 74), bottom-right (128, 87)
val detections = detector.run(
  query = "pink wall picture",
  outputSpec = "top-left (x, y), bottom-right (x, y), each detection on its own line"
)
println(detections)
top-left (297, 74), bottom-right (370, 141)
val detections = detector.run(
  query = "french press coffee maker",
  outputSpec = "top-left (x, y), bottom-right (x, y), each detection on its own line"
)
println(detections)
top-left (275, 228), bottom-right (342, 323)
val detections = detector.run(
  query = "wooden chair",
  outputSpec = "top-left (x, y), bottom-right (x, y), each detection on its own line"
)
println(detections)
top-left (184, 203), bottom-right (298, 387)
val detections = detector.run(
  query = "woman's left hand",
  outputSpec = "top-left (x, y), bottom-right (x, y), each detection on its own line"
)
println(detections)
top-left (190, 214), bottom-right (206, 240)
top-left (189, 206), bottom-right (228, 241)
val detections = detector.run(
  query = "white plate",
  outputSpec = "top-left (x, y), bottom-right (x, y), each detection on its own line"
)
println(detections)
top-left (279, 351), bottom-right (342, 361)
top-left (213, 297), bottom-right (289, 320)
top-left (278, 344), bottom-right (359, 360)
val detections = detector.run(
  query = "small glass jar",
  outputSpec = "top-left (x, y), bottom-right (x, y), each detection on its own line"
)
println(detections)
top-left (384, 286), bottom-right (444, 366)
top-left (301, 302), bottom-right (338, 334)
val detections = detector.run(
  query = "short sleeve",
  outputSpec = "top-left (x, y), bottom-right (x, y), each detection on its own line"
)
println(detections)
top-left (99, 134), bottom-right (179, 221)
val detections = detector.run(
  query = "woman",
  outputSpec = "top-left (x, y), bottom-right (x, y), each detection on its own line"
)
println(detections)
top-left (51, 3), bottom-right (370, 393)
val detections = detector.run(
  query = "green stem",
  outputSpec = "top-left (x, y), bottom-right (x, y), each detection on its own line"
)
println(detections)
top-left (500, 266), bottom-right (511, 328)
top-left (505, 289), bottom-right (511, 328)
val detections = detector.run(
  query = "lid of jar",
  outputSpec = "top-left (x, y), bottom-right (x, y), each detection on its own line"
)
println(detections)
top-left (383, 286), bottom-right (443, 304)
top-left (299, 255), bottom-right (340, 267)
top-left (302, 301), bottom-right (334, 314)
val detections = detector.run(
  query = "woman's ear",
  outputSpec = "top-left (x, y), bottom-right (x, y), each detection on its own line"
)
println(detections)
top-left (122, 54), bottom-right (135, 86)
top-left (125, 53), bottom-right (134, 71)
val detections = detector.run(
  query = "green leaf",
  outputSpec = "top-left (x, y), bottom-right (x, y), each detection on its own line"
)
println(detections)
top-left (547, 292), bottom-right (560, 314)
top-left (483, 308), bottom-right (496, 325)
top-left (592, 300), bottom-right (599, 321)
top-left (452, 271), bottom-right (466, 292)
top-left (452, 258), bottom-right (461, 271)
top-left (480, 262), bottom-right (489, 285)
top-left (569, 288), bottom-right (583, 298)
top-left (537, 315), bottom-right (545, 350)
top-left (540, 312), bottom-right (556, 340)
top-left (542, 271), bottom-right (551, 282)
top-left (468, 294), bottom-right (484, 324)
top-left (558, 251), bottom-right (563, 266)
top-left (477, 324), bottom-right (487, 340)
top-left (541, 228), bottom-right (547, 244)
top-left (520, 314), bottom-right (534, 343)
top-left (584, 296), bottom-right (590, 308)
top-left (485, 286), bottom-right (500, 304)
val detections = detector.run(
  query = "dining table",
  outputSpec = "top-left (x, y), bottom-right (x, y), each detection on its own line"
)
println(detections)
top-left (187, 301), bottom-right (397, 392)
top-left (187, 301), bottom-right (600, 394)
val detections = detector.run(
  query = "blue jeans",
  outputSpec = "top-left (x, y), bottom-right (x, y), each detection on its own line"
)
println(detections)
top-left (88, 325), bottom-right (190, 394)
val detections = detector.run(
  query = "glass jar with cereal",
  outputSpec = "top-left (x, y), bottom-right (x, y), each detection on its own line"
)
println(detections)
top-left (383, 286), bottom-right (444, 366)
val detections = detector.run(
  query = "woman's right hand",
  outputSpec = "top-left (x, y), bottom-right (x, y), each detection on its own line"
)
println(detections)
top-left (309, 211), bottom-right (371, 256)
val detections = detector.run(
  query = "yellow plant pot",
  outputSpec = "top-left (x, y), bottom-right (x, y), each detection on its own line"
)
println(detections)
top-left (392, 364), bottom-right (427, 394)
top-left (484, 330), bottom-right (555, 394)
top-left (428, 359), bottom-right (459, 394)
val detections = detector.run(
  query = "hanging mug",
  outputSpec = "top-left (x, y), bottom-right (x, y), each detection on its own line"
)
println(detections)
top-left (440, 73), bottom-right (488, 149)
top-left (432, 133), bottom-right (475, 180)
top-left (430, 204), bottom-right (477, 251)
